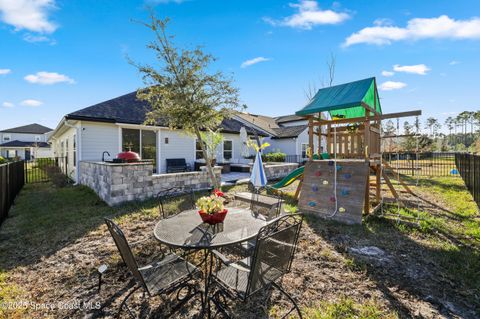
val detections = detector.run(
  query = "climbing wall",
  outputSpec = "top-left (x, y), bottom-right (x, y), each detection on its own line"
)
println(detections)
top-left (298, 160), bottom-right (369, 224)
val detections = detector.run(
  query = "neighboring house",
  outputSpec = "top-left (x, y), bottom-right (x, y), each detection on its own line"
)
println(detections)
top-left (0, 123), bottom-right (53, 160)
top-left (49, 91), bottom-right (266, 181)
top-left (234, 112), bottom-right (326, 160)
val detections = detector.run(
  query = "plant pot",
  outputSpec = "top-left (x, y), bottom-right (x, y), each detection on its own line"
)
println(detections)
top-left (198, 209), bottom-right (228, 225)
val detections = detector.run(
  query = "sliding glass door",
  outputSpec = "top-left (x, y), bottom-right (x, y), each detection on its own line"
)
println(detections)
top-left (122, 128), bottom-right (157, 172)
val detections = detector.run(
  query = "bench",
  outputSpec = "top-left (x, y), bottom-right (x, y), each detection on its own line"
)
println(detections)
top-left (166, 158), bottom-right (191, 173)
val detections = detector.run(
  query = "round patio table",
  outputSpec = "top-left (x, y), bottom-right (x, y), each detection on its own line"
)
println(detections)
top-left (153, 207), bottom-right (268, 318)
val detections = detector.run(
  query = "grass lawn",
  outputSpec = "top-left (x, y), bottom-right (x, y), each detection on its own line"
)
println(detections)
top-left (0, 175), bottom-right (479, 318)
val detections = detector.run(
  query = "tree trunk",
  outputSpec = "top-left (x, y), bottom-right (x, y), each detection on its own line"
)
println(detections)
top-left (195, 127), bottom-right (220, 189)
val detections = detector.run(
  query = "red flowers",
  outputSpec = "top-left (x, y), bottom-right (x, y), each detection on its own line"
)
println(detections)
top-left (213, 189), bottom-right (224, 197)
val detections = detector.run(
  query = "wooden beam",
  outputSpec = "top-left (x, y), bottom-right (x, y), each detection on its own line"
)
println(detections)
top-left (312, 110), bottom-right (423, 126)
top-left (308, 116), bottom-right (313, 160)
top-left (382, 161), bottom-right (415, 196)
top-left (382, 171), bottom-right (399, 199)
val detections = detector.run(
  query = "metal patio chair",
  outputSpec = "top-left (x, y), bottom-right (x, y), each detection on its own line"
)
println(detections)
top-left (104, 219), bottom-right (202, 318)
top-left (210, 214), bottom-right (304, 319)
top-left (157, 186), bottom-right (196, 218)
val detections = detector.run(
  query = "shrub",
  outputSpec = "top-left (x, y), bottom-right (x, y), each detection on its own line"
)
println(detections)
top-left (45, 166), bottom-right (70, 187)
top-left (263, 152), bottom-right (286, 162)
top-left (0, 156), bottom-right (6, 165)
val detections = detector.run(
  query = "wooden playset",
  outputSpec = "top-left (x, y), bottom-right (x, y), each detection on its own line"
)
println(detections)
top-left (294, 77), bottom-right (421, 224)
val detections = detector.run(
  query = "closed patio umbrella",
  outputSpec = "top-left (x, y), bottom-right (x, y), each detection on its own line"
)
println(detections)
top-left (250, 151), bottom-right (267, 188)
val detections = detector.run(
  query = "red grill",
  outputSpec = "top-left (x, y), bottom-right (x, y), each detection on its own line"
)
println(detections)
top-left (116, 151), bottom-right (140, 162)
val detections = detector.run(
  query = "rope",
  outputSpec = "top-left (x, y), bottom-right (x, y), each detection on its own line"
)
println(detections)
top-left (326, 122), bottom-right (339, 218)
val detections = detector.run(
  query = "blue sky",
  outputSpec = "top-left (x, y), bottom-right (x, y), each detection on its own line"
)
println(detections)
top-left (1, 0), bottom-right (479, 133)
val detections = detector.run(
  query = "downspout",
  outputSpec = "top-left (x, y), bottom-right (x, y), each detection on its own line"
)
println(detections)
top-left (64, 120), bottom-right (81, 184)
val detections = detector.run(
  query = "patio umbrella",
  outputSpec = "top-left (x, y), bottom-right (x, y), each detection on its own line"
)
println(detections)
top-left (250, 151), bottom-right (267, 188)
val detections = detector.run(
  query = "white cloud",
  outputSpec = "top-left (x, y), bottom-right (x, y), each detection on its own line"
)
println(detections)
top-left (241, 57), bottom-right (270, 68)
top-left (24, 71), bottom-right (75, 85)
top-left (344, 15), bottom-right (480, 46)
top-left (449, 60), bottom-right (460, 65)
top-left (2, 101), bottom-right (14, 108)
top-left (379, 81), bottom-right (407, 91)
top-left (393, 64), bottom-right (430, 75)
top-left (0, 0), bottom-right (57, 33)
top-left (264, 0), bottom-right (350, 30)
top-left (20, 99), bottom-right (43, 107)
top-left (23, 33), bottom-right (56, 44)
top-left (381, 70), bottom-right (394, 77)
top-left (0, 68), bottom-right (11, 75)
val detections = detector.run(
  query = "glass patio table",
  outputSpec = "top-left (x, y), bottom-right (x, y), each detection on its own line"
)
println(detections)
top-left (153, 207), bottom-right (268, 318)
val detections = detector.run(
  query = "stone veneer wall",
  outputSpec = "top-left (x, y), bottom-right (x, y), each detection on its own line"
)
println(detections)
top-left (264, 163), bottom-right (299, 180)
top-left (79, 161), bottom-right (221, 206)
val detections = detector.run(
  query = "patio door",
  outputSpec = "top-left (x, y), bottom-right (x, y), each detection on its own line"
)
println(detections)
top-left (121, 128), bottom-right (157, 172)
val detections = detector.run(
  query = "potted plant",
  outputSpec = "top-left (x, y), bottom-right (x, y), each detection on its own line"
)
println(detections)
top-left (196, 189), bottom-right (228, 224)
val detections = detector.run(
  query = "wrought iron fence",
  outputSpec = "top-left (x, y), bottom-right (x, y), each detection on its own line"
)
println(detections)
top-left (24, 157), bottom-right (68, 183)
top-left (455, 153), bottom-right (480, 207)
top-left (285, 155), bottom-right (307, 164)
top-left (0, 161), bottom-right (25, 226)
top-left (382, 152), bottom-right (458, 177)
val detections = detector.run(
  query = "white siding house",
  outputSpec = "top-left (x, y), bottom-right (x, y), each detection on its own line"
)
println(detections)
top-left (0, 124), bottom-right (53, 160)
top-left (49, 91), bottom-right (267, 181)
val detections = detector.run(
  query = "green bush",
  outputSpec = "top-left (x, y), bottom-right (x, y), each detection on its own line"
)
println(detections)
top-left (262, 152), bottom-right (286, 162)
top-left (0, 156), bottom-right (6, 164)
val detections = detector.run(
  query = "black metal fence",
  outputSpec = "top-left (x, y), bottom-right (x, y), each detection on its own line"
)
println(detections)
top-left (24, 157), bottom-right (68, 183)
top-left (383, 152), bottom-right (458, 177)
top-left (455, 153), bottom-right (480, 207)
top-left (0, 161), bottom-right (25, 225)
top-left (285, 155), bottom-right (307, 164)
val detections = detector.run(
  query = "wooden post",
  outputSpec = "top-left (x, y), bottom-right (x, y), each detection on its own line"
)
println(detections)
top-left (317, 113), bottom-right (322, 154)
top-left (308, 116), bottom-right (314, 160)
top-left (327, 124), bottom-right (331, 155)
top-left (375, 164), bottom-right (381, 202)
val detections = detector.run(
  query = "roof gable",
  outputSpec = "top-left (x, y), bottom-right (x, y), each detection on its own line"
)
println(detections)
top-left (1, 123), bottom-right (52, 134)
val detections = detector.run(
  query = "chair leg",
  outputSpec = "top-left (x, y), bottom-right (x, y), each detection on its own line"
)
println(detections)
top-left (271, 282), bottom-right (303, 319)
top-left (117, 285), bottom-right (141, 319)
top-left (210, 290), bottom-right (232, 319)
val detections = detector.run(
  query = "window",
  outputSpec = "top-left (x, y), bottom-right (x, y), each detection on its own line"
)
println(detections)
top-left (121, 128), bottom-right (157, 171)
top-left (65, 139), bottom-right (69, 166)
top-left (3, 134), bottom-right (11, 142)
top-left (195, 140), bottom-right (204, 160)
top-left (7, 150), bottom-right (16, 158)
top-left (73, 134), bottom-right (76, 167)
top-left (122, 129), bottom-right (140, 153)
top-left (223, 140), bottom-right (233, 160)
top-left (35, 135), bottom-right (41, 141)
top-left (301, 143), bottom-right (308, 158)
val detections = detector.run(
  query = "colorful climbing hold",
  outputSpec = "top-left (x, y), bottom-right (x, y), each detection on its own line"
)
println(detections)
top-left (308, 201), bottom-right (316, 207)
top-left (323, 180), bottom-right (329, 185)
top-left (312, 184), bottom-right (319, 192)
top-left (336, 165), bottom-right (342, 171)
top-left (343, 173), bottom-right (352, 179)
top-left (328, 160), bottom-right (334, 166)
top-left (339, 207), bottom-right (346, 213)
top-left (341, 188), bottom-right (350, 196)
top-left (329, 196), bottom-right (336, 202)
top-left (315, 171), bottom-right (322, 177)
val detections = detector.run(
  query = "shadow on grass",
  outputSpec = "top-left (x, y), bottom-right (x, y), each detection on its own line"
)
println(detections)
top-left (303, 212), bottom-right (480, 318)
top-left (0, 183), bottom-right (206, 272)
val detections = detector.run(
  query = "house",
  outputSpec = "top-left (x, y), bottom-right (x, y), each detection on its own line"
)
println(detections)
top-left (234, 112), bottom-right (325, 160)
top-left (49, 91), bottom-right (266, 181)
top-left (0, 123), bottom-right (53, 160)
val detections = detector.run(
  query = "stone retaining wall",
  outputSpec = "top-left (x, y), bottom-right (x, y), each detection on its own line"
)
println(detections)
top-left (264, 162), bottom-right (299, 180)
top-left (79, 161), bottom-right (221, 206)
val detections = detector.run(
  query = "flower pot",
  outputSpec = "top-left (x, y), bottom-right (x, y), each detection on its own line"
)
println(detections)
top-left (198, 209), bottom-right (228, 225)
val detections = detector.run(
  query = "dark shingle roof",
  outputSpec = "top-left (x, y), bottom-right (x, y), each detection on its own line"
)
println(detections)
top-left (271, 125), bottom-right (307, 139)
top-left (66, 91), bottom-right (266, 136)
top-left (274, 114), bottom-right (305, 124)
top-left (0, 140), bottom-right (50, 148)
top-left (1, 123), bottom-right (52, 134)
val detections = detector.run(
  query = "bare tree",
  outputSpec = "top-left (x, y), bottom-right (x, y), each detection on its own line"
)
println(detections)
top-left (304, 52), bottom-right (336, 101)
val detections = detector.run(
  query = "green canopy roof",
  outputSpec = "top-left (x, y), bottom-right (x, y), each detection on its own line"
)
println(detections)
top-left (295, 77), bottom-right (382, 119)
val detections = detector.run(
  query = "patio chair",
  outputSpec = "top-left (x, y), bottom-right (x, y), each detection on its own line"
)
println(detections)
top-left (157, 186), bottom-right (196, 218)
top-left (210, 214), bottom-right (303, 319)
top-left (104, 219), bottom-right (201, 318)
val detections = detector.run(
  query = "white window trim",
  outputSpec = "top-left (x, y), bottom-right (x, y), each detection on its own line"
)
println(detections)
top-left (222, 139), bottom-right (234, 161)
top-left (3, 134), bottom-right (11, 141)
top-left (301, 143), bottom-right (309, 159)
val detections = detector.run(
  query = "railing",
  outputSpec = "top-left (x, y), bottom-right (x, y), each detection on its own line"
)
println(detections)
top-left (455, 153), bottom-right (480, 207)
top-left (0, 161), bottom-right (25, 226)
top-left (285, 155), bottom-right (307, 164)
top-left (24, 157), bottom-right (68, 183)
top-left (382, 152), bottom-right (457, 177)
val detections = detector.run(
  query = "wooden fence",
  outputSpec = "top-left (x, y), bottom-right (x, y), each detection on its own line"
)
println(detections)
top-left (0, 161), bottom-right (25, 226)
